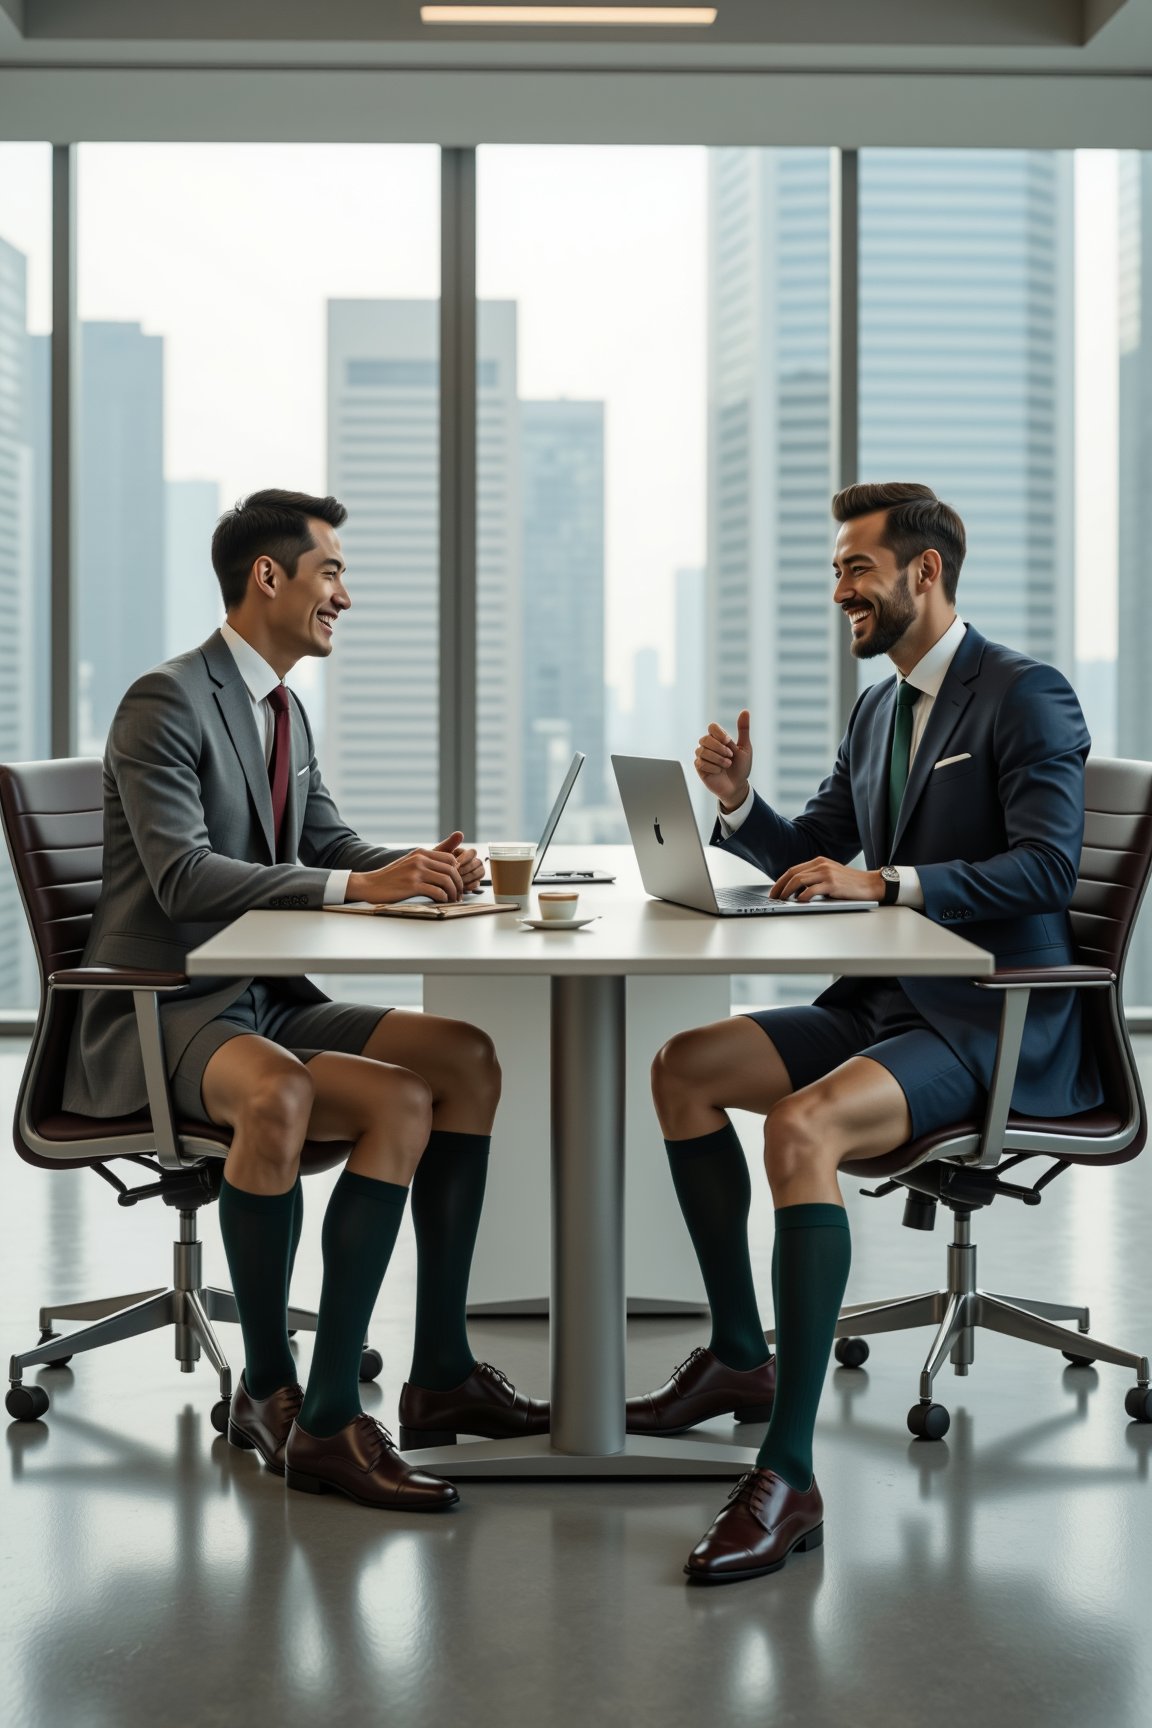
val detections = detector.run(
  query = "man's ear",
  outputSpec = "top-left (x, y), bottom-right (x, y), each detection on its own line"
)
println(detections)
top-left (251, 556), bottom-right (278, 599)
top-left (917, 548), bottom-right (943, 589)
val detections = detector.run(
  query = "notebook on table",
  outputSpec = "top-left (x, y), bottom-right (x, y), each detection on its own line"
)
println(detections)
top-left (324, 901), bottom-right (516, 921)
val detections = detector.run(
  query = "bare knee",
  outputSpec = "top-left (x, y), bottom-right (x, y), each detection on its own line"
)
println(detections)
top-left (651, 1030), bottom-right (705, 1112)
top-left (457, 1022), bottom-right (502, 1111)
top-left (234, 1059), bottom-right (314, 1174)
top-left (763, 1093), bottom-right (831, 1191)
top-left (379, 1068), bottom-right (435, 1178)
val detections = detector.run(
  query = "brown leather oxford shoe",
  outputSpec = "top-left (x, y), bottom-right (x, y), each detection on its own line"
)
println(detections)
top-left (227, 1377), bottom-right (304, 1476)
top-left (285, 1414), bottom-right (460, 1511)
top-left (625, 1347), bottom-right (776, 1436)
top-left (398, 1361), bottom-right (549, 1449)
top-left (685, 1469), bottom-right (824, 1584)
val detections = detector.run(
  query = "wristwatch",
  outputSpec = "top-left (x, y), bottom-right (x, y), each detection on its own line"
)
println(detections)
top-left (879, 865), bottom-right (901, 906)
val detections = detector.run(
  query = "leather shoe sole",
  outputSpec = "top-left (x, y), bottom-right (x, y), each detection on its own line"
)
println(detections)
top-left (285, 1468), bottom-right (459, 1512)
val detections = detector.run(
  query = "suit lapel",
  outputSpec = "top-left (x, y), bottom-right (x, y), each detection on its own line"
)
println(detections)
top-left (890, 625), bottom-right (984, 854)
top-left (201, 631), bottom-right (276, 861)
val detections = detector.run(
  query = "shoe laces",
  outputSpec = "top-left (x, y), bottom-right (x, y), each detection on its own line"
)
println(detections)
top-left (727, 1470), bottom-right (771, 1512)
top-left (670, 1346), bottom-right (707, 1385)
top-left (352, 1412), bottom-right (399, 1462)
top-left (475, 1362), bottom-right (513, 1392)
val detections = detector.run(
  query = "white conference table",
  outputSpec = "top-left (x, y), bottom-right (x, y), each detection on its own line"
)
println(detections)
top-left (186, 844), bottom-right (994, 1479)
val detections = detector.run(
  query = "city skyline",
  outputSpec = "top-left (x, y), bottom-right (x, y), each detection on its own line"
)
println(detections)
top-left (0, 148), bottom-right (1144, 1016)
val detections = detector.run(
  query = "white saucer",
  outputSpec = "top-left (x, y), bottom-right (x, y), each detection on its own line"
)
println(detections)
top-left (518, 915), bottom-right (600, 932)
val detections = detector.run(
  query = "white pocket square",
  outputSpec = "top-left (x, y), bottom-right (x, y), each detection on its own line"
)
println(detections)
top-left (934, 752), bottom-right (972, 770)
top-left (296, 765), bottom-right (310, 778)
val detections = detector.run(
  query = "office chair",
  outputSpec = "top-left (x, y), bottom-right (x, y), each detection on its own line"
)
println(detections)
top-left (1, 758), bottom-right (381, 1428)
top-left (768, 755), bottom-right (1152, 1439)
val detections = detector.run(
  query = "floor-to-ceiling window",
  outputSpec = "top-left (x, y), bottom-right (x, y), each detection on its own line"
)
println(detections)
top-left (1, 141), bottom-right (1147, 1023)
top-left (0, 144), bottom-right (51, 1017)
top-left (76, 144), bottom-right (441, 1004)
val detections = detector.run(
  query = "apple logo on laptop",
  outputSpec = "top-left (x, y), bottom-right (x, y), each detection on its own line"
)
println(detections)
top-left (653, 818), bottom-right (664, 845)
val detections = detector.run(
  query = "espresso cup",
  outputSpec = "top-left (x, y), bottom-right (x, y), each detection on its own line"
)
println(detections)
top-left (488, 844), bottom-right (537, 908)
top-left (537, 890), bottom-right (581, 923)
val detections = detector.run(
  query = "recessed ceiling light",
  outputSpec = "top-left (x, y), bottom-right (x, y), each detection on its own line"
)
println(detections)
top-left (421, 6), bottom-right (718, 25)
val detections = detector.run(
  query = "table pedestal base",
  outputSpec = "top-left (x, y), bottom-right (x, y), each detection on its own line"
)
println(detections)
top-left (403, 1433), bottom-right (760, 1479)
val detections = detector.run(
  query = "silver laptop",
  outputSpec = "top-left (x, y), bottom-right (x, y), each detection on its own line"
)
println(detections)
top-left (611, 755), bottom-right (878, 917)
top-left (480, 752), bottom-right (616, 887)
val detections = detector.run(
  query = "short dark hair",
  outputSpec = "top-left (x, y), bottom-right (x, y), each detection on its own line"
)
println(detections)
top-left (832, 482), bottom-right (966, 604)
top-left (211, 489), bottom-right (348, 610)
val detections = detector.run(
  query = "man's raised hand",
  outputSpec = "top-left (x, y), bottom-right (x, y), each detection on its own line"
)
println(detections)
top-left (695, 710), bottom-right (753, 812)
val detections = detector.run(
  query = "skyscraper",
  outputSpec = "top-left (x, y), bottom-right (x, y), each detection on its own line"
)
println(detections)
top-left (707, 149), bottom-right (836, 822)
top-left (0, 236), bottom-right (38, 1008)
top-left (326, 298), bottom-right (521, 845)
top-left (1117, 151), bottom-right (1152, 1007)
top-left (860, 150), bottom-right (1076, 675)
top-left (520, 398), bottom-right (605, 832)
top-left (78, 320), bottom-right (166, 749)
top-left (165, 479), bottom-right (222, 658)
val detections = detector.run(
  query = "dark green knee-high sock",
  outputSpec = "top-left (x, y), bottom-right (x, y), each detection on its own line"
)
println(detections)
top-left (757, 1203), bottom-right (852, 1489)
top-left (407, 1130), bottom-right (490, 1390)
top-left (286, 1177), bottom-right (304, 1302)
top-left (665, 1125), bottom-right (770, 1371)
top-left (298, 1171), bottom-right (408, 1437)
top-left (218, 1178), bottom-right (298, 1400)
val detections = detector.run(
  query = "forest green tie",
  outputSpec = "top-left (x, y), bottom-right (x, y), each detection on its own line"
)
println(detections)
top-left (888, 680), bottom-right (920, 838)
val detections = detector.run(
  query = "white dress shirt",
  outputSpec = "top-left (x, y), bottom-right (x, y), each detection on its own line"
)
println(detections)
top-left (219, 621), bottom-right (349, 905)
top-left (718, 615), bottom-right (968, 909)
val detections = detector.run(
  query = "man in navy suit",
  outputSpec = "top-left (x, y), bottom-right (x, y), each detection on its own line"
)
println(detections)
top-left (625, 482), bottom-right (1100, 1585)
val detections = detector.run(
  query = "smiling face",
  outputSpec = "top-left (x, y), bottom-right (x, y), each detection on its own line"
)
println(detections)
top-left (248, 516), bottom-right (350, 675)
top-left (832, 509), bottom-right (932, 662)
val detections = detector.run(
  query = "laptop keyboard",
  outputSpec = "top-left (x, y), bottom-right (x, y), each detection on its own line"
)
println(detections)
top-left (714, 886), bottom-right (783, 913)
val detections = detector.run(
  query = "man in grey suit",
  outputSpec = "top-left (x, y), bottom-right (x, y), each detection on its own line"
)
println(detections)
top-left (65, 488), bottom-right (547, 1510)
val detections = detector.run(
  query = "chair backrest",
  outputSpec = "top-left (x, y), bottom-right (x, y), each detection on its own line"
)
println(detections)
top-left (1072, 757), bottom-right (1152, 976)
top-left (1068, 756), bottom-right (1152, 1159)
top-left (0, 760), bottom-right (105, 1148)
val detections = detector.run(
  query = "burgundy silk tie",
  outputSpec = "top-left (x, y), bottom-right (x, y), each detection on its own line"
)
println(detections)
top-left (267, 684), bottom-right (292, 858)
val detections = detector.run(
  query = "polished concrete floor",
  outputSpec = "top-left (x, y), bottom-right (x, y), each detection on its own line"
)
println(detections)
top-left (3, 1038), bottom-right (1152, 1728)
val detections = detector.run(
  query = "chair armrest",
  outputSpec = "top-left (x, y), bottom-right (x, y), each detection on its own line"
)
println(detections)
top-left (49, 965), bottom-right (188, 992)
top-left (975, 965), bottom-right (1115, 991)
top-left (48, 966), bottom-right (187, 1170)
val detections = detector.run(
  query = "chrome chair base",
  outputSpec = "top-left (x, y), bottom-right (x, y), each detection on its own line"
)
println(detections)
top-left (6, 1207), bottom-right (319, 1422)
top-left (764, 1210), bottom-right (1151, 1429)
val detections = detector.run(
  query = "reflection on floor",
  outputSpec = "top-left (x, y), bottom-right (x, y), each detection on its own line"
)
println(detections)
top-left (2, 1040), bottom-right (1151, 1728)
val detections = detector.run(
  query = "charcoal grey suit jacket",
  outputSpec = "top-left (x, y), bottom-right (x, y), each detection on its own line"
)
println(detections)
top-left (63, 630), bottom-right (407, 1116)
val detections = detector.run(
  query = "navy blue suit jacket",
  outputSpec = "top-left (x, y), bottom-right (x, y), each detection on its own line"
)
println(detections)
top-left (712, 625), bottom-right (1102, 1117)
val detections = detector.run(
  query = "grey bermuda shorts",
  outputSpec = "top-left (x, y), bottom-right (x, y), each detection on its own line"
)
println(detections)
top-left (171, 980), bottom-right (393, 1121)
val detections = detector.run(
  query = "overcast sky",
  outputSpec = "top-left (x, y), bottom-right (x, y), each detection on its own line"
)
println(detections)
top-left (0, 142), bottom-right (1121, 694)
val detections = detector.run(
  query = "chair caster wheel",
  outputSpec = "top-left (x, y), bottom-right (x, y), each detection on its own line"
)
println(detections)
top-left (359, 1348), bottom-right (383, 1383)
top-left (834, 1337), bottom-right (870, 1369)
top-left (210, 1399), bottom-right (230, 1436)
top-left (1125, 1386), bottom-right (1152, 1423)
top-left (7, 1384), bottom-right (49, 1422)
top-left (907, 1401), bottom-right (950, 1440)
top-left (1062, 1351), bottom-right (1094, 1368)
top-left (38, 1329), bottom-right (73, 1369)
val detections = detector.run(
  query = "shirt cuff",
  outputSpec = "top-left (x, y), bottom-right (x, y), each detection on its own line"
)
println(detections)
top-left (717, 786), bottom-right (755, 836)
top-left (324, 870), bottom-right (352, 906)
top-left (895, 866), bottom-right (924, 909)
